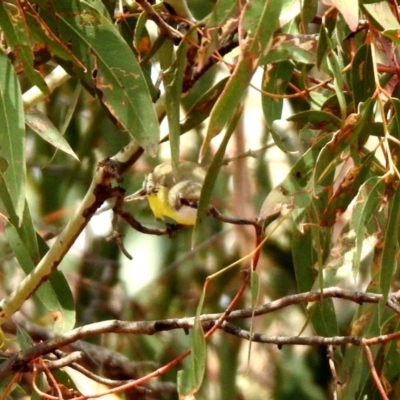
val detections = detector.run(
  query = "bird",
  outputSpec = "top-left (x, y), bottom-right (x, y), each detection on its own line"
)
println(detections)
top-left (125, 161), bottom-right (206, 225)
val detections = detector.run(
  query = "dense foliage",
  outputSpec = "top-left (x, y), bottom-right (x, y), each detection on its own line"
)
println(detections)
top-left (1, 0), bottom-right (400, 399)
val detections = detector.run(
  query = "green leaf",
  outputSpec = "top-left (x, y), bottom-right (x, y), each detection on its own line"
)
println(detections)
top-left (262, 61), bottom-right (295, 128)
top-left (25, 108), bottom-right (79, 161)
top-left (178, 277), bottom-right (207, 397)
top-left (177, 318), bottom-right (206, 397)
top-left (23, 3), bottom-right (86, 70)
top-left (382, 319), bottom-right (400, 391)
top-left (293, 219), bottom-right (339, 337)
top-left (261, 61), bottom-right (295, 151)
top-left (351, 44), bottom-right (375, 105)
top-left (388, 98), bottom-right (400, 137)
top-left (277, 133), bottom-right (332, 210)
top-left (0, 179), bottom-right (40, 264)
top-left (196, 0), bottom-right (238, 69)
top-left (0, 2), bottom-right (48, 94)
top-left (194, 105), bottom-right (243, 243)
top-left (287, 110), bottom-right (341, 131)
top-left (179, 77), bottom-right (228, 135)
top-left (350, 177), bottom-right (384, 279)
top-left (53, 0), bottom-right (159, 154)
top-left (301, 0), bottom-right (318, 26)
top-left (379, 182), bottom-right (400, 313)
top-left (59, 83), bottom-right (82, 135)
top-left (202, 0), bottom-right (282, 157)
top-left (0, 49), bottom-right (26, 221)
top-left (259, 186), bottom-right (291, 229)
top-left (363, 2), bottom-right (400, 31)
top-left (319, 151), bottom-right (375, 227)
top-left (313, 102), bottom-right (375, 191)
top-left (326, 51), bottom-right (346, 121)
top-left (262, 34), bottom-right (317, 65)
top-left (163, 40), bottom-right (187, 169)
top-left (16, 325), bottom-right (34, 351)
top-left (5, 222), bottom-right (75, 334)
top-left (316, 23), bottom-right (329, 69)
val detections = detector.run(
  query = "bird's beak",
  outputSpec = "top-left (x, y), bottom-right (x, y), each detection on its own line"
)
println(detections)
top-left (124, 187), bottom-right (147, 202)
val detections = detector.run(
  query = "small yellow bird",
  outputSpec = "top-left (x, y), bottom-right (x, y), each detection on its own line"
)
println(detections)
top-left (125, 161), bottom-right (206, 225)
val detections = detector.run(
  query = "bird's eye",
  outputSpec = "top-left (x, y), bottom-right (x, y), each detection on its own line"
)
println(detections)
top-left (147, 184), bottom-right (158, 194)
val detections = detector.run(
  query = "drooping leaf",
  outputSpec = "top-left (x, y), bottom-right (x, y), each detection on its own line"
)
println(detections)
top-left (326, 51), bottom-right (346, 121)
top-left (313, 101), bottom-right (375, 190)
top-left (22, 2), bottom-right (86, 70)
top-left (179, 77), bottom-right (228, 135)
top-left (52, 0), bottom-right (160, 154)
top-left (163, 40), bottom-right (187, 169)
top-left (193, 104), bottom-right (243, 244)
top-left (322, 0), bottom-right (359, 31)
top-left (351, 44), bottom-right (375, 105)
top-left (261, 34), bottom-right (317, 65)
top-left (0, 49), bottom-right (26, 221)
top-left (262, 61), bottom-right (294, 128)
top-left (177, 318), bottom-right (206, 398)
top-left (16, 325), bottom-right (34, 351)
top-left (277, 133), bottom-right (332, 210)
top-left (5, 222), bottom-right (75, 334)
top-left (0, 2), bottom-right (48, 93)
top-left (202, 0), bottom-right (283, 158)
top-left (287, 110), bottom-right (341, 131)
top-left (319, 151), bottom-right (375, 227)
top-left (351, 177), bottom-right (385, 279)
top-left (196, 0), bottom-right (239, 71)
top-left (25, 108), bottom-right (79, 160)
top-left (300, 0), bottom-right (319, 26)
top-left (363, 2), bottom-right (400, 31)
top-left (0, 178), bottom-right (39, 264)
top-left (379, 181), bottom-right (400, 315)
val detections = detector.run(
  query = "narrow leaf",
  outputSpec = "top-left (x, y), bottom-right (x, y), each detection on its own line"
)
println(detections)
top-left (5, 223), bottom-right (75, 334)
top-left (262, 61), bottom-right (295, 152)
top-left (0, 179), bottom-right (39, 264)
top-left (25, 108), bottom-right (79, 160)
top-left (179, 77), bottom-right (228, 135)
top-left (351, 44), bottom-right (375, 105)
top-left (193, 105), bottom-right (243, 243)
top-left (351, 177), bottom-right (384, 279)
top-left (163, 40), bottom-right (187, 169)
top-left (202, 0), bottom-right (282, 158)
top-left (322, 0), bottom-right (359, 31)
top-left (53, 1), bottom-right (159, 154)
top-left (0, 49), bottom-right (26, 221)
top-left (262, 34), bottom-right (317, 65)
top-left (379, 182), bottom-right (400, 312)
top-left (196, 0), bottom-right (239, 70)
top-left (0, 2), bottom-right (48, 93)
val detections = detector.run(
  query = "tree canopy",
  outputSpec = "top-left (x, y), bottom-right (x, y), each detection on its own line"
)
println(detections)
top-left (1, 0), bottom-right (400, 399)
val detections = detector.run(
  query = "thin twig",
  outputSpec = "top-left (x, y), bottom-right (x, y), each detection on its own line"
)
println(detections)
top-left (135, 0), bottom-right (181, 42)
top-left (1, 287), bottom-right (400, 380)
top-left (327, 345), bottom-right (339, 400)
top-left (362, 342), bottom-right (389, 400)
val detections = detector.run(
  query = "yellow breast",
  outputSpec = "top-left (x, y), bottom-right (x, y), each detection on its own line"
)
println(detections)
top-left (147, 187), bottom-right (198, 225)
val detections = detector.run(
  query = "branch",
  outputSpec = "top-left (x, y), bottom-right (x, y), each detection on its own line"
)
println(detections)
top-left (0, 145), bottom-right (144, 326)
top-left (1, 287), bottom-right (400, 380)
top-left (220, 321), bottom-right (362, 346)
top-left (22, 66), bottom-right (71, 108)
top-left (134, 0), bottom-right (181, 42)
